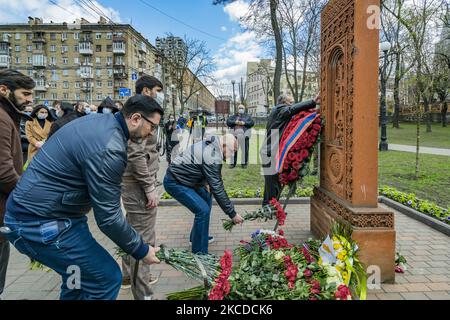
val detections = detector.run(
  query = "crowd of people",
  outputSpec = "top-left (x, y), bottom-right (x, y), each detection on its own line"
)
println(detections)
top-left (0, 68), bottom-right (319, 300)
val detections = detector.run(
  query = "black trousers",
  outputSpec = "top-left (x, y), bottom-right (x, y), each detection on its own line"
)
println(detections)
top-left (263, 173), bottom-right (282, 206)
top-left (232, 136), bottom-right (250, 166)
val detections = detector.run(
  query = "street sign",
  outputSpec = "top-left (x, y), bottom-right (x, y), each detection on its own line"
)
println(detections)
top-left (131, 73), bottom-right (138, 81)
top-left (44, 100), bottom-right (49, 107)
top-left (119, 88), bottom-right (131, 97)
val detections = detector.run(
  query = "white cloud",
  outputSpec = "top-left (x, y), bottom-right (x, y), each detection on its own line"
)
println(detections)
top-left (223, 0), bottom-right (249, 23)
top-left (220, 26), bottom-right (227, 32)
top-left (0, 0), bottom-right (121, 23)
top-left (212, 30), bottom-right (263, 95)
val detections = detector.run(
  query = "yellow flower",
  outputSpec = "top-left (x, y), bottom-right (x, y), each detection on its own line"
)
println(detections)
top-left (337, 250), bottom-right (347, 261)
top-left (333, 242), bottom-right (342, 250)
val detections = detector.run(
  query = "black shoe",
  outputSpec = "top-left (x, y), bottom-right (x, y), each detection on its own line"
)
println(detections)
top-left (229, 165), bottom-right (236, 169)
top-left (241, 164), bottom-right (248, 169)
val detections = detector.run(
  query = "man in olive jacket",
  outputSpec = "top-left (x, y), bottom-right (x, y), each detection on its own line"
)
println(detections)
top-left (0, 70), bottom-right (35, 298)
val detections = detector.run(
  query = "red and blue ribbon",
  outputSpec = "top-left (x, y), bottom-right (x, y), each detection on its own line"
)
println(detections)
top-left (276, 112), bottom-right (319, 173)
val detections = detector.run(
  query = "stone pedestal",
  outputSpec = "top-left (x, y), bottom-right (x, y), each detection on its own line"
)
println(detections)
top-left (311, 0), bottom-right (396, 283)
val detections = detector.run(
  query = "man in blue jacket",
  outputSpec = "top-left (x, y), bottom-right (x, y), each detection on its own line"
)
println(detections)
top-left (1, 94), bottom-right (163, 300)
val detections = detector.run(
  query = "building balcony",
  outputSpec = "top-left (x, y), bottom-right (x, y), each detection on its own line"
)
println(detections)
top-left (113, 69), bottom-right (127, 79)
top-left (113, 35), bottom-right (126, 42)
top-left (80, 72), bottom-right (93, 79)
top-left (0, 55), bottom-right (10, 68)
top-left (81, 83), bottom-right (93, 92)
top-left (34, 84), bottom-right (48, 92)
top-left (81, 62), bottom-right (93, 67)
top-left (32, 37), bottom-right (46, 44)
top-left (113, 46), bottom-right (126, 55)
top-left (79, 42), bottom-right (93, 55)
top-left (114, 61), bottom-right (126, 67)
top-left (1, 34), bottom-right (11, 43)
top-left (32, 56), bottom-right (47, 68)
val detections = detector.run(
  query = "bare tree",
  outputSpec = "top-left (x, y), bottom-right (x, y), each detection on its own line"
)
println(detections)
top-left (384, 0), bottom-right (445, 179)
top-left (214, 0), bottom-right (283, 103)
top-left (169, 35), bottom-right (216, 115)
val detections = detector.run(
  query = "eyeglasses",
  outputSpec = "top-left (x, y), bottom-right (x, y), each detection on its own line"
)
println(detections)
top-left (140, 114), bottom-right (159, 132)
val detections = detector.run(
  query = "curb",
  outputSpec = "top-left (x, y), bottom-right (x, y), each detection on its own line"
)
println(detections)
top-left (379, 196), bottom-right (450, 236)
top-left (159, 197), bottom-right (311, 206)
top-left (160, 196), bottom-right (450, 236)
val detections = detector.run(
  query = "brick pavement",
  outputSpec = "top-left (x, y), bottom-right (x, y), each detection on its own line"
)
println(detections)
top-left (2, 203), bottom-right (449, 300)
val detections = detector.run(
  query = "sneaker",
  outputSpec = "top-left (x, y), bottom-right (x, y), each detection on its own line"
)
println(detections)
top-left (190, 236), bottom-right (215, 244)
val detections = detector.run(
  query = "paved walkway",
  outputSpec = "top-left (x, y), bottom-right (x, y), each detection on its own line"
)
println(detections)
top-left (389, 144), bottom-right (450, 156)
top-left (2, 203), bottom-right (449, 300)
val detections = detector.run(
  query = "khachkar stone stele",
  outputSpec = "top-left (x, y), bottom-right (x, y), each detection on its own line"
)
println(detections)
top-left (311, 0), bottom-right (396, 282)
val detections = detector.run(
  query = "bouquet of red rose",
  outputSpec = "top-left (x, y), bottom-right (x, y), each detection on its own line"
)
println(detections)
top-left (277, 111), bottom-right (323, 186)
top-left (222, 198), bottom-right (286, 231)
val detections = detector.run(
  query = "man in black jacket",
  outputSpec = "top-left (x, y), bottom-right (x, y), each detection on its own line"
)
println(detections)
top-left (227, 105), bottom-right (255, 168)
top-left (164, 134), bottom-right (244, 254)
top-left (261, 94), bottom-right (320, 205)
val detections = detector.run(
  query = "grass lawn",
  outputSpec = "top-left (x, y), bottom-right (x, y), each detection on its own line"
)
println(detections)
top-left (222, 150), bottom-right (450, 208)
top-left (383, 123), bottom-right (450, 149)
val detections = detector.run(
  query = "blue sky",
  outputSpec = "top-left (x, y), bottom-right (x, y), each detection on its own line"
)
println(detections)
top-left (0, 0), bottom-right (264, 95)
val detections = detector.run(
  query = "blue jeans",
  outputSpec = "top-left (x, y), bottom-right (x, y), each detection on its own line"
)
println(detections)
top-left (163, 174), bottom-right (212, 254)
top-left (3, 213), bottom-right (121, 300)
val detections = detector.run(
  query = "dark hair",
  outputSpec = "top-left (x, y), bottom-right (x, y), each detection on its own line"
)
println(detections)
top-left (30, 104), bottom-right (55, 121)
top-left (60, 101), bottom-right (75, 115)
top-left (122, 94), bottom-right (164, 118)
top-left (98, 96), bottom-right (119, 113)
top-left (115, 100), bottom-right (124, 107)
top-left (52, 100), bottom-right (61, 107)
top-left (135, 75), bottom-right (163, 94)
top-left (0, 69), bottom-right (35, 91)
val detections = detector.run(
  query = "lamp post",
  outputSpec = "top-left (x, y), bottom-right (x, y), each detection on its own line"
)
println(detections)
top-left (379, 41), bottom-right (391, 151)
top-left (231, 79), bottom-right (236, 115)
top-left (196, 91), bottom-right (200, 113)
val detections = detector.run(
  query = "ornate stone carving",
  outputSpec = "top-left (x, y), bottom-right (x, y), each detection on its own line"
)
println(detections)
top-left (313, 188), bottom-right (394, 229)
top-left (320, 0), bottom-right (355, 202)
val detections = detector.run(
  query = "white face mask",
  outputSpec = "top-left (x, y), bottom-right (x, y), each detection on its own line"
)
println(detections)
top-left (84, 107), bottom-right (91, 115)
top-left (238, 109), bottom-right (245, 114)
top-left (37, 114), bottom-right (48, 120)
top-left (155, 92), bottom-right (164, 106)
top-left (102, 107), bottom-right (112, 114)
top-left (56, 110), bottom-right (64, 118)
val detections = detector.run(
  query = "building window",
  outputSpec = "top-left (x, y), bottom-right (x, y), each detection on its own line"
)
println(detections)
top-left (28, 70), bottom-right (33, 76)
top-left (62, 33), bottom-right (68, 41)
top-left (15, 45), bottom-right (20, 52)
top-left (50, 45), bottom-right (56, 52)
top-left (107, 56), bottom-right (112, 65)
top-left (50, 33), bottom-right (56, 40)
top-left (63, 81), bottom-right (69, 88)
top-left (27, 33), bottom-right (32, 40)
top-left (97, 93), bottom-right (103, 100)
top-left (63, 70), bottom-right (69, 76)
top-left (75, 93), bottom-right (81, 100)
top-left (62, 45), bottom-right (68, 53)
top-left (107, 69), bottom-right (113, 77)
top-left (108, 80), bottom-right (113, 87)
top-left (52, 93), bottom-right (58, 100)
top-left (75, 82), bottom-right (81, 88)
top-left (63, 93), bottom-right (69, 100)
top-left (74, 57), bottom-right (79, 64)
top-left (27, 57), bottom-right (32, 64)
top-left (96, 45), bottom-right (102, 52)
top-left (96, 69), bottom-right (102, 77)
top-left (51, 70), bottom-right (58, 81)
top-left (106, 33), bottom-right (112, 40)
top-left (74, 45), bottom-right (79, 52)
top-left (96, 33), bottom-right (102, 39)
top-left (15, 57), bottom-right (20, 64)
top-left (15, 33), bottom-right (21, 40)
top-left (62, 58), bottom-right (68, 64)
top-left (96, 80), bottom-right (102, 87)
top-left (74, 33), bottom-right (79, 40)
top-left (107, 45), bottom-right (112, 52)
top-left (50, 83), bottom-right (57, 88)
top-left (50, 57), bottom-right (57, 65)
top-left (95, 57), bottom-right (101, 64)
top-left (26, 45), bottom-right (32, 52)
